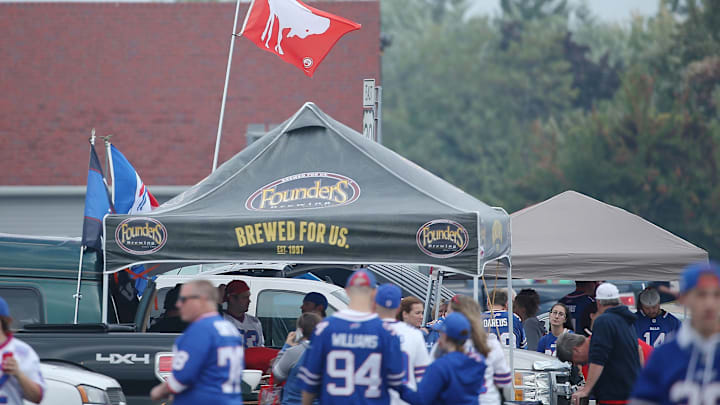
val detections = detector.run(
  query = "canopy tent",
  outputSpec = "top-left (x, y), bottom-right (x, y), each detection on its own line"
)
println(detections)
top-left (103, 103), bottom-right (510, 279)
top-left (510, 190), bottom-right (708, 281)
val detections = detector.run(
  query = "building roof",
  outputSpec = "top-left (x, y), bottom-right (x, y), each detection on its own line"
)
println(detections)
top-left (0, 2), bottom-right (380, 186)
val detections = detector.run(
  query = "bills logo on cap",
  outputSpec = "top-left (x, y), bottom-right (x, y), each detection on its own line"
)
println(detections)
top-left (385, 300), bottom-right (392, 307)
top-left (349, 272), bottom-right (370, 287)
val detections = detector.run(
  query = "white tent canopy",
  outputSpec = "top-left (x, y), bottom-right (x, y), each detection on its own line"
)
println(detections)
top-left (510, 190), bottom-right (708, 281)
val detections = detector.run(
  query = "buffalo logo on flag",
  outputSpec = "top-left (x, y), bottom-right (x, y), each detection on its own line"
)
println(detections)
top-left (241, 0), bottom-right (361, 77)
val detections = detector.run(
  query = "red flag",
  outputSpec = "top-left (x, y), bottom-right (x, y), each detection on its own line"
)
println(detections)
top-left (241, 0), bottom-right (361, 77)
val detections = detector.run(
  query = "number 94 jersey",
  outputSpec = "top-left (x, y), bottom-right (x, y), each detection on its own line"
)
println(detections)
top-left (167, 314), bottom-right (245, 404)
top-left (299, 310), bottom-right (405, 404)
top-left (630, 323), bottom-right (720, 405)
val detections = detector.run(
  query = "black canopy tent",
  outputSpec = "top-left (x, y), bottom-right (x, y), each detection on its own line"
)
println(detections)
top-left (102, 103), bottom-right (511, 320)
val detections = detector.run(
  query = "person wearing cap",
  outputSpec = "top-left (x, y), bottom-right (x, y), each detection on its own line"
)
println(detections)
top-left (298, 269), bottom-right (405, 405)
top-left (0, 296), bottom-right (46, 404)
top-left (630, 262), bottom-right (720, 405)
top-left (397, 312), bottom-right (487, 405)
top-left (301, 292), bottom-right (328, 318)
top-left (149, 284), bottom-right (190, 333)
top-left (223, 279), bottom-right (264, 347)
top-left (374, 284), bottom-right (431, 405)
top-left (571, 282), bottom-right (641, 405)
top-left (633, 287), bottom-right (681, 348)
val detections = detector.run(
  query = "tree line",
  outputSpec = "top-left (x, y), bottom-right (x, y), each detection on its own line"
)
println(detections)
top-left (382, 0), bottom-right (719, 259)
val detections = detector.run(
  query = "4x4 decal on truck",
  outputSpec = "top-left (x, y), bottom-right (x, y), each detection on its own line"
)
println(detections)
top-left (96, 353), bottom-right (151, 365)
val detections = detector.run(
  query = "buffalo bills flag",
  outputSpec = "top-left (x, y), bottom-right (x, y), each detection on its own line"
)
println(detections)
top-left (81, 143), bottom-right (114, 252)
top-left (241, 0), bottom-right (361, 77)
top-left (109, 144), bottom-right (159, 215)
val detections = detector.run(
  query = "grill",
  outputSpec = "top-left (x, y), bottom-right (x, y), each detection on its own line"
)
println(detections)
top-left (106, 387), bottom-right (127, 405)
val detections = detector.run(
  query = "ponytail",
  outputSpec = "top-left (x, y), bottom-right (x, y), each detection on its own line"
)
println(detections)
top-left (450, 295), bottom-right (490, 356)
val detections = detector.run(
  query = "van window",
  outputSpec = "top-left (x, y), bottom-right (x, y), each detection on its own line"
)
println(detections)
top-left (0, 287), bottom-right (43, 329)
top-left (257, 290), bottom-right (337, 347)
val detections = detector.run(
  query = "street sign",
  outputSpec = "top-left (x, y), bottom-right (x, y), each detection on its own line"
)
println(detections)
top-left (362, 109), bottom-right (375, 140)
top-left (363, 79), bottom-right (376, 108)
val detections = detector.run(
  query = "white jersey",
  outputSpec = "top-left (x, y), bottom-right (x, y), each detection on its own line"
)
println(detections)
top-left (480, 336), bottom-right (511, 405)
top-left (383, 319), bottom-right (431, 405)
top-left (0, 336), bottom-right (46, 405)
top-left (223, 313), bottom-right (264, 347)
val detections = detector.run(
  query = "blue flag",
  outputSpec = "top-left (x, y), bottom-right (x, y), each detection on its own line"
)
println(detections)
top-left (81, 144), bottom-right (113, 251)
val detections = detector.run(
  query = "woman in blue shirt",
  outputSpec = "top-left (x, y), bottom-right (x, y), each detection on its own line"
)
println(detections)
top-left (537, 303), bottom-right (573, 356)
top-left (399, 312), bottom-right (487, 405)
top-left (272, 313), bottom-right (321, 405)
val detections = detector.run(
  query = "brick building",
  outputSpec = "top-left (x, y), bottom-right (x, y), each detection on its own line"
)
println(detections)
top-left (0, 1), bottom-right (380, 236)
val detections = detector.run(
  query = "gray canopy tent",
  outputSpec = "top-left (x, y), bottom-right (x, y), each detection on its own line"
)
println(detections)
top-left (101, 103), bottom-right (511, 321)
top-left (510, 190), bottom-right (708, 280)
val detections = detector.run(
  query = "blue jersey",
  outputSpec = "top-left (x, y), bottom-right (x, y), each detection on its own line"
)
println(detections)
top-left (634, 310), bottom-right (681, 348)
top-left (167, 313), bottom-right (244, 404)
top-left (559, 291), bottom-right (595, 331)
top-left (482, 311), bottom-right (527, 349)
top-left (298, 309), bottom-right (405, 404)
top-left (536, 330), bottom-right (572, 356)
top-left (630, 324), bottom-right (720, 405)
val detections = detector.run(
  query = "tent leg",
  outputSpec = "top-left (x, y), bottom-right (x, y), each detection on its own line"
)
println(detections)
top-left (422, 272), bottom-right (434, 325)
top-left (507, 261), bottom-right (514, 373)
top-left (102, 272), bottom-right (109, 324)
top-left (433, 271), bottom-right (444, 321)
top-left (473, 276), bottom-right (479, 301)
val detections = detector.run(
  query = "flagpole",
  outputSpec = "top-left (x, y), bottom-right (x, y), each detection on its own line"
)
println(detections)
top-left (212, 0), bottom-right (247, 173)
top-left (105, 136), bottom-right (115, 204)
top-left (73, 129), bottom-right (96, 324)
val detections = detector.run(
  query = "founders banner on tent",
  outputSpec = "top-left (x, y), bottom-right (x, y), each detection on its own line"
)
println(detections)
top-left (103, 103), bottom-right (511, 276)
top-left (104, 212), bottom-right (488, 272)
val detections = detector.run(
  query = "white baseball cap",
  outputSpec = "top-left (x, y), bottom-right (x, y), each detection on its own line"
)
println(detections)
top-left (595, 283), bottom-right (620, 300)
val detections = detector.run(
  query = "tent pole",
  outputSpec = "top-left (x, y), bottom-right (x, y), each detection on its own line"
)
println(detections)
top-left (507, 260), bottom-right (514, 373)
top-left (212, 0), bottom-right (245, 172)
top-left (473, 276), bottom-right (479, 301)
top-left (433, 270), bottom-right (444, 321)
top-left (422, 269), bottom-right (434, 324)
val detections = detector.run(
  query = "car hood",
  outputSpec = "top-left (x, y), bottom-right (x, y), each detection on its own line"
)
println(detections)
top-left (502, 347), bottom-right (569, 370)
top-left (40, 362), bottom-right (121, 389)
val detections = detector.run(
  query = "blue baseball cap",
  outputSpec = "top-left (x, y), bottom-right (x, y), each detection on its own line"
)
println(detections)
top-left (0, 297), bottom-right (9, 317)
top-left (375, 284), bottom-right (402, 308)
top-left (346, 269), bottom-right (376, 289)
top-left (303, 292), bottom-right (328, 310)
top-left (681, 261), bottom-right (720, 294)
top-left (439, 312), bottom-right (471, 341)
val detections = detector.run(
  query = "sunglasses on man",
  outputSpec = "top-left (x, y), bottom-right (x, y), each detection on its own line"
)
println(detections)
top-left (178, 295), bottom-right (203, 304)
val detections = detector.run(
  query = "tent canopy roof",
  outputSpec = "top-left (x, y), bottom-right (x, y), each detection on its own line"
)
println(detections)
top-left (510, 190), bottom-right (708, 281)
top-left (103, 103), bottom-right (510, 276)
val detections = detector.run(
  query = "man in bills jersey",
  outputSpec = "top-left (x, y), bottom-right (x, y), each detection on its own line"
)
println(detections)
top-left (0, 297), bottom-right (45, 404)
top-left (559, 281), bottom-right (599, 331)
top-left (150, 280), bottom-right (244, 404)
top-left (483, 289), bottom-right (527, 349)
top-left (299, 269), bottom-right (405, 405)
top-left (634, 287), bottom-right (681, 348)
top-left (630, 262), bottom-right (720, 405)
top-left (374, 284), bottom-right (431, 405)
top-left (223, 279), bottom-right (265, 347)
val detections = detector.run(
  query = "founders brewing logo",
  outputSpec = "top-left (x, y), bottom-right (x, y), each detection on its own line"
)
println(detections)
top-left (245, 172), bottom-right (360, 211)
top-left (416, 219), bottom-right (469, 258)
top-left (115, 217), bottom-right (167, 255)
